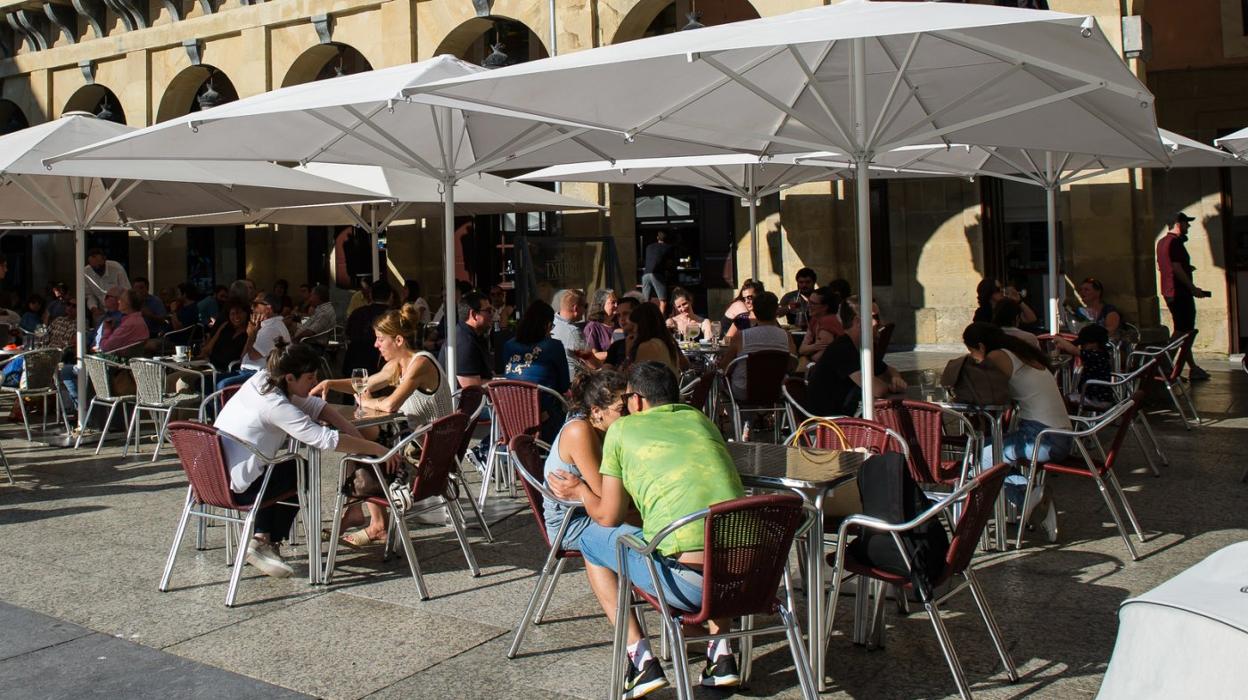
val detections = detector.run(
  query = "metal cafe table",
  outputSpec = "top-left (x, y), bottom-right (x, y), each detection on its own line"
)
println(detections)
top-left (726, 441), bottom-right (867, 691)
top-left (298, 404), bottom-right (405, 584)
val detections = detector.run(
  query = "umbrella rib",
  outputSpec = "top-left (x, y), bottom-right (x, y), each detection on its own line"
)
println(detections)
top-left (1019, 149), bottom-right (1045, 179)
top-left (882, 63), bottom-right (1026, 147)
top-left (467, 122), bottom-right (549, 172)
top-left (700, 165), bottom-right (748, 196)
top-left (303, 109), bottom-right (428, 173)
top-left (867, 34), bottom-right (931, 151)
top-left (345, 104), bottom-right (445, 178)
top-left (783, 44), bottom-right (850, 148)
top-left (661, 116), bottom-right (833, 153)
top-left (8, 176), bottom-right (73, 226)
top-left (464, 126), bottom-right (593, 177)
top-left (886, 81), bottom-right (1103, 151)
top-left (630, 46), bottom-right (789, 136)
top-left (86, 179), bottom-right (137, 227)
top-left (698, 54), bottom-right (847, 151)
top-left (983, 148), bottom-right (1047, 186)
top-left (1063, 167), bottom-right (1120, 185)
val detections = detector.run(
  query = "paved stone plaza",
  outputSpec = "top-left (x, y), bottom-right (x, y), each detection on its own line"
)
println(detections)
top-left (0, 353), bottom-right (1244, 699)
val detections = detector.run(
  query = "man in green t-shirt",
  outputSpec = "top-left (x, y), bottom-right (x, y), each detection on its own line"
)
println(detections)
top-left (548, 361), bottom-right (745, 698)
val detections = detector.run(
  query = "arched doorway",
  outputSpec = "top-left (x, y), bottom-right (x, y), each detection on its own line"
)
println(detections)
top-left (0, 99), bottom-right (28, 135)
top-left (280, 43), bottom-right (373, 88)
top-left (155, 66), bottom-right (240, 123)
top-left (435, 15), bottom-right (549, 66)
top-left (612, 0), bottom-right (760, 44)
top-left (63, 84), bottom-right (126, 124)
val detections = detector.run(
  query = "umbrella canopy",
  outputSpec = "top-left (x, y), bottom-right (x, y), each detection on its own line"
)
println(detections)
top-left (1215, 127), bottom-right (1248, 157)
top-left (514, 152), bottom-right (960, 279)
top-left (49, 55), bottom-right (729, 382)
top-left (835, 128), bottom-right (1243, 331)
top-left (415, 0), bottom-right (1165, 425)
top-left (0, 113), bottom-right (386, 430)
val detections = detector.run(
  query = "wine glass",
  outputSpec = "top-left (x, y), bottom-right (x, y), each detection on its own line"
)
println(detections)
top-left (351, 368), bottom-right (369, 415)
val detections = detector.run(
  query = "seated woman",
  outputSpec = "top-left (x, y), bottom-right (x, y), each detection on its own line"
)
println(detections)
top-left (628, 302), bottom-right (686, 378)
top-left (215, 341), bottom-right (400, 577)
top-left (542, 369), bottom-right (627, 549)
top-left (964, 322), bottom-right (1070, 543)
top-left (719, 291), bottom-right (795, 397)
top-left (991, 299), bottom-right (1041, 350)
top-left (19, 294), bottom-right (44, 333)
top-left (797, 286), bottom-right (844, 364)
top-left (665, 287), bottom-right (712, 341)
top-left (583, 288), bottom-right (618, 362)
top-left (99, 288), bottom-right (150, 354)
top-left (501, 301), bottom-right (571, 442)
top-left (1072, 277), bottom-right (1122, 337)
top-left (200, 303), bottom-right (249, 371)
top-left (722, 280), bottom-right (764, 342)
top-left (311, 307), bottom-right (452, 545)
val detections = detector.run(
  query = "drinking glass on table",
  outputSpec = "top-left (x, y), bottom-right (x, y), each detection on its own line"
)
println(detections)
top-left (350, 368), bottom-right (369, 416)
top-left (920, 368), bottom-right (940, 402)
top-left (709, 321), bottom-right (722, 346)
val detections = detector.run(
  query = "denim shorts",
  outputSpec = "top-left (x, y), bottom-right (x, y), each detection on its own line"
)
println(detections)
top-left (578, 523), bottom-right (703, 612)
top-left (983, 418), bottom-right (1072, 508)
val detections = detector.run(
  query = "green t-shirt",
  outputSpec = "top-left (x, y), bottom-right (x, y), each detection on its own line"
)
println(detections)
top-left (599, 403), bottom-right (745, 556)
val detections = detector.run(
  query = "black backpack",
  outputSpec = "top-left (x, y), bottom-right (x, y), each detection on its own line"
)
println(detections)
top-left (848, 452), bottom-right (950, 602)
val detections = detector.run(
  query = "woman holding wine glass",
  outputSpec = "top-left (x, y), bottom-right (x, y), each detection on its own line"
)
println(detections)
top-left (310, 306), bottom-right (452, 545)
top-left (665, 287), bottom-right (712, 342)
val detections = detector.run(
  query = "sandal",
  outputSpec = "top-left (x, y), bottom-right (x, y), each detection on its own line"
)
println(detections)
top-left (340, 529), bottom-right (386, 548)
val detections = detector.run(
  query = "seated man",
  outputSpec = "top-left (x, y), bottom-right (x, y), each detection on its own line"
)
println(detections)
top-left (548, 361), bottom-right (746, 698)
top-left (807, 295), bottom-right (906, 417)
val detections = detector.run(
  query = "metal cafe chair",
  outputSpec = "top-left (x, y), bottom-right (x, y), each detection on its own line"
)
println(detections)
top-left (786, 416), bottom-right (909, 460)
top-left (505, 434), bottom-right (584, 659)
top-left (1129, 332), bottom-right (1199, 429)
top-left (780, 376), bottom-right (811, 437)
top-left (721, 350), bottom-right (797, 442)
top-left (75, 354), bottom-right (136, 454)
top-left (325, 412), bottom-right (480, 600)
top-left (873, 399), bottom-right (980, 489)
top-left (451, 387), bottom-right (493, 542)
top-left (608, 493), bottom-right (818, 700)
top-left (0, 348), bottom-right (71, 441)
top-left (126, 358), bottom-right (203, 461)
top-left (1078, 359), bottom-right (1168, 477)
top-left (192, 386), bottom-right (246, 560)
top-left (480, 379), bottom-right (569, 510)
top-left (826, 463), bottom-right (1016, 700)
top-left (160, 421), bottom-right (305, 607)
top-left (1016, 396), bottom-right (1147, 560)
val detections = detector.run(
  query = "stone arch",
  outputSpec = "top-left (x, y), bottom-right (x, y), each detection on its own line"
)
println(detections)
top-left (155, 65), bottom-right (240, 123)
top-left (281, 42), bottom-right (373, 88)
top-left (0, 99), bottom-right (29, 134)
top-left (63, 84), bottom-right (126, 124)
top-left (610, 0), bottom-right (761, 44)
top-left (434, 15), bottom-right (548, 66)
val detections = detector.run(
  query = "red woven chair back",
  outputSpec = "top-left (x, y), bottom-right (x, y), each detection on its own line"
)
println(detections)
top-left (796, 417), bottom-right (899, 456)
top-left (509, 434), bottom-right (555, 549)
top-left (685, 371), bottom-right (716, 412)
top-left (743, 351), bottom-right (791, 404)
top-left (943, 463), bottom-right (1010, 580)
top-left (453, 385), bottom-right (487, 461)
top-left (873, 399), bottom-right (957, 484)
top-left (691, 493), bottom-right (805, 623)
top-left (485, 380), bottom-right (542, 443)
top-left (1102, 391), bottom-right (1145, 472)
top-left (410, 412), bottom-right (471, 502)
top-left (167, 421), bottom-right (242, 510)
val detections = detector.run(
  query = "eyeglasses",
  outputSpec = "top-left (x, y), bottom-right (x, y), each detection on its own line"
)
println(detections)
top-left (742, 295), bottom-right (756, 303)
top-left (621, 391), bottom-right (639, 403)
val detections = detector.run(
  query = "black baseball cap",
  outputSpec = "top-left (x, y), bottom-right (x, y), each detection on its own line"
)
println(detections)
top-left (1173, 211), bottom-right (1195, 224)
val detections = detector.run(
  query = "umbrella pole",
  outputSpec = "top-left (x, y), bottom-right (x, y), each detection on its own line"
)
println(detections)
top-left (443, 177), bottom-right (458, 394)
top-left (147, 236), bottom-right (155, 288)
top-left (852, 37), bottom-right (875, 422)
top-left (370, 207), bottom-right (380, 282)
top-left (747, 167), bottom-right (759, 281)
top-left (1045, 177), bottom-right (1060, 334)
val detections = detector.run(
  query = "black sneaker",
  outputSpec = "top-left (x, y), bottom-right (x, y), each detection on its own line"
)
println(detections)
top-left (700, 653), bottom-right (741, 688)
top-left (1189, 367), bottom-right (1211, 381)
top-left (622, 657), bottom-right (668, 699)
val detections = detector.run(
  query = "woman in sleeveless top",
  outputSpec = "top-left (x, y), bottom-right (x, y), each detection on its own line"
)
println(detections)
top-left (627, 303), bottom-right (686, 377)
top-left (720, 292), bottom-right (795, 396)
top-left (542, 370), bottom-right (628, 549)
top-left (311, 306), bottom-right (449, 545)
top-left (964, 322), bottom-right (1071, 543)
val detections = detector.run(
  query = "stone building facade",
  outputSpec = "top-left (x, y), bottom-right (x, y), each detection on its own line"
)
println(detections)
top-left (0, 0), bottom-right (1244, 354)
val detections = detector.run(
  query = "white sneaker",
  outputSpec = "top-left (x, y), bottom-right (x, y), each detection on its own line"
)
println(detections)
top-left (245, 539), bottom-right (294, 578)
top-left (1039, 498), bottom-right (1059, 544)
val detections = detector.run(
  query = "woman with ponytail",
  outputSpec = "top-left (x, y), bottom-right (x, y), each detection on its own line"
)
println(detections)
top-left (311, 306), bottom-right (452, 546)
top-left (214, 341), bottom-right (400, 577)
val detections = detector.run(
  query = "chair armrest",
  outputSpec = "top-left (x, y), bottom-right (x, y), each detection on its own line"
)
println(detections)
top-left (340, 420), bottom-right (431, 466)
top-left (508, 450), bottom-right (585, 510)
top-left (617, 507), bottom-right (713, 558)
top-left (215, 426), bottom-right (303, 467)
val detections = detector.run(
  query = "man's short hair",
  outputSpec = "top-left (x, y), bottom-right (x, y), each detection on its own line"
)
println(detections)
top-left (629, 361), bottom-right (679, 406)
top-left (132, 276), bottom-right (149, 287)
top-left (463, 290), bottom-right (487, 314)
top-left (87, 248), bottom-right (104, 259)
top-left (795, 267), bottom-right (817, 282)
top-left (371, 279), bottom-right (392, 303)
top-left (615, 296), bottom-right (640, 312)
top-left (656, 230), bottom-right (667, 242)
top-left (560, 288), bottom-right (585, 311)
top-left (311, 284), bottom-right (330, 303)
top-left (753, 291), bottom-right (780, 321)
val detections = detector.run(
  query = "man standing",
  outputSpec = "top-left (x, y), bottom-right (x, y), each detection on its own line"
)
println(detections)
top-left (808, 296), bottom-right (906, 417)
top-left (779, 267), bottom-right (818, 325)
top-left (1156, 211), bottom-right (1212, 380)
top-left (640, 230), bottom-right (674, 309)
top-left (444, 290), bottom-right (495, 388)
top-left (551, 288), bottom-right (595, 376)
top-left (82, 248), bottom-right (130, 315)
top-left (548, 362), bottom-right (746, 697)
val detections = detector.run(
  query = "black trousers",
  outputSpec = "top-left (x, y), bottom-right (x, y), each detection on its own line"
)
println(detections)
top-left (1164, 295), bottom-right (1196, 336)
top-left (235, 462), bottom-right (300, 543)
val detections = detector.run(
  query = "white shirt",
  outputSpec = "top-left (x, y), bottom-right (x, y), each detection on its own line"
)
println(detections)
top-left (216, 371), bottom-right (339, 492)
top-left (243, 316), bottom-right (291, 370)
top-left (82, 261), bottom-right (130, 311)
top-left (1002, 349), bottom-right (1072, 430)
top-left (551, 314), bottom-right (586, 375)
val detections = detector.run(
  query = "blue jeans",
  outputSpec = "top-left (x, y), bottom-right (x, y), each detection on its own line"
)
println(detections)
top-left (215, 368), bottom-right (256, 392)
top-left (579, 523), bottom-right (703, 612)
top-left (640, 273), bottom-right (667, 303)
top-left (982, 418), bottom-right (1072, 509)
top-left (60, 365), bottom-right (79, 409)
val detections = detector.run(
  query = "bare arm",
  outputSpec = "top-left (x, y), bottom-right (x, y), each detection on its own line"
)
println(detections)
top-left (365, 356), bottom-right (436, 414)
top-left (559, 420), bottom-right (604, 496)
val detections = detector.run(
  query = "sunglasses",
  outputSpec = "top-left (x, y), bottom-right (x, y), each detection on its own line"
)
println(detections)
top-left (742, 295), bottom-right (756, 302)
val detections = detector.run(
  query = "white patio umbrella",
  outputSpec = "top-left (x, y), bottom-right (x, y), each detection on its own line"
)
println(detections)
top-left (841, 128), bottom-right (1243, 332)
top-left (515, 152), bottom-right (959, 280)
top-left (413, 0), bottom-right (1167, 423)
top-left (50, 56), bottom-right (728, 382)
top-left (1215, 127), bottom-right (1248, 157)
top-left (0, 113), bottom-right (387, 430)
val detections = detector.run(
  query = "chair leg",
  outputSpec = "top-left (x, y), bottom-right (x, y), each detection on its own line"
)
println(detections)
top-left (391, 509), bottom-right (429, 600)
top-left (852, 575), bottom-right (872, 645)
top-left (477, 442), bottom-right (497, 510)
top-left (15, 392), bottom-right (32, 442)
top-left (925, 600), bottom-right (973, 700)
top-left (445, 496), bottom-right (480, 576)
top-left (666, 616), bottom-right (694, 700)
top-left (1163, 381), bottom-right (1193, 430)
top-left (507, 550), bottom-right (561, 659)
top-left (533, 557), bottom-right (568, 624)
top-left (1105, 469), bottom-right (1146, 543)
top-left (323, 491), bottom-right (349, 583)
top-left (455, 471), bottom-right (494, 542)
top-left (1129, 421), bottom-right (1161, 478)
top-left (780, 605), bottom-right (819, 700)
top-left (1090, 471), bottom-right (1140, 561)
top-left (122, 405), bottom-right (140, 457)
top-left (225, 509), bottom-right (260, 607)
top-left (76, 399), bottom-right (98, 449)
top-left (159, 487), bottom-right (196, 592)
top-left (1137, 412), bottom-right (1169, 467)
top-left (151, 409), bottom-right (173, 462)
top-left (965, 569), bottom-right (1018, 681)
top-left (868, 579), bottom-right (888, 649)
top-left (1177, 379), bottom-right (1201, 426)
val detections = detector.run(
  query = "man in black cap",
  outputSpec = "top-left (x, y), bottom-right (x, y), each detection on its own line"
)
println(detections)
top-left (1155, 211), bottom-right (1212, 380)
